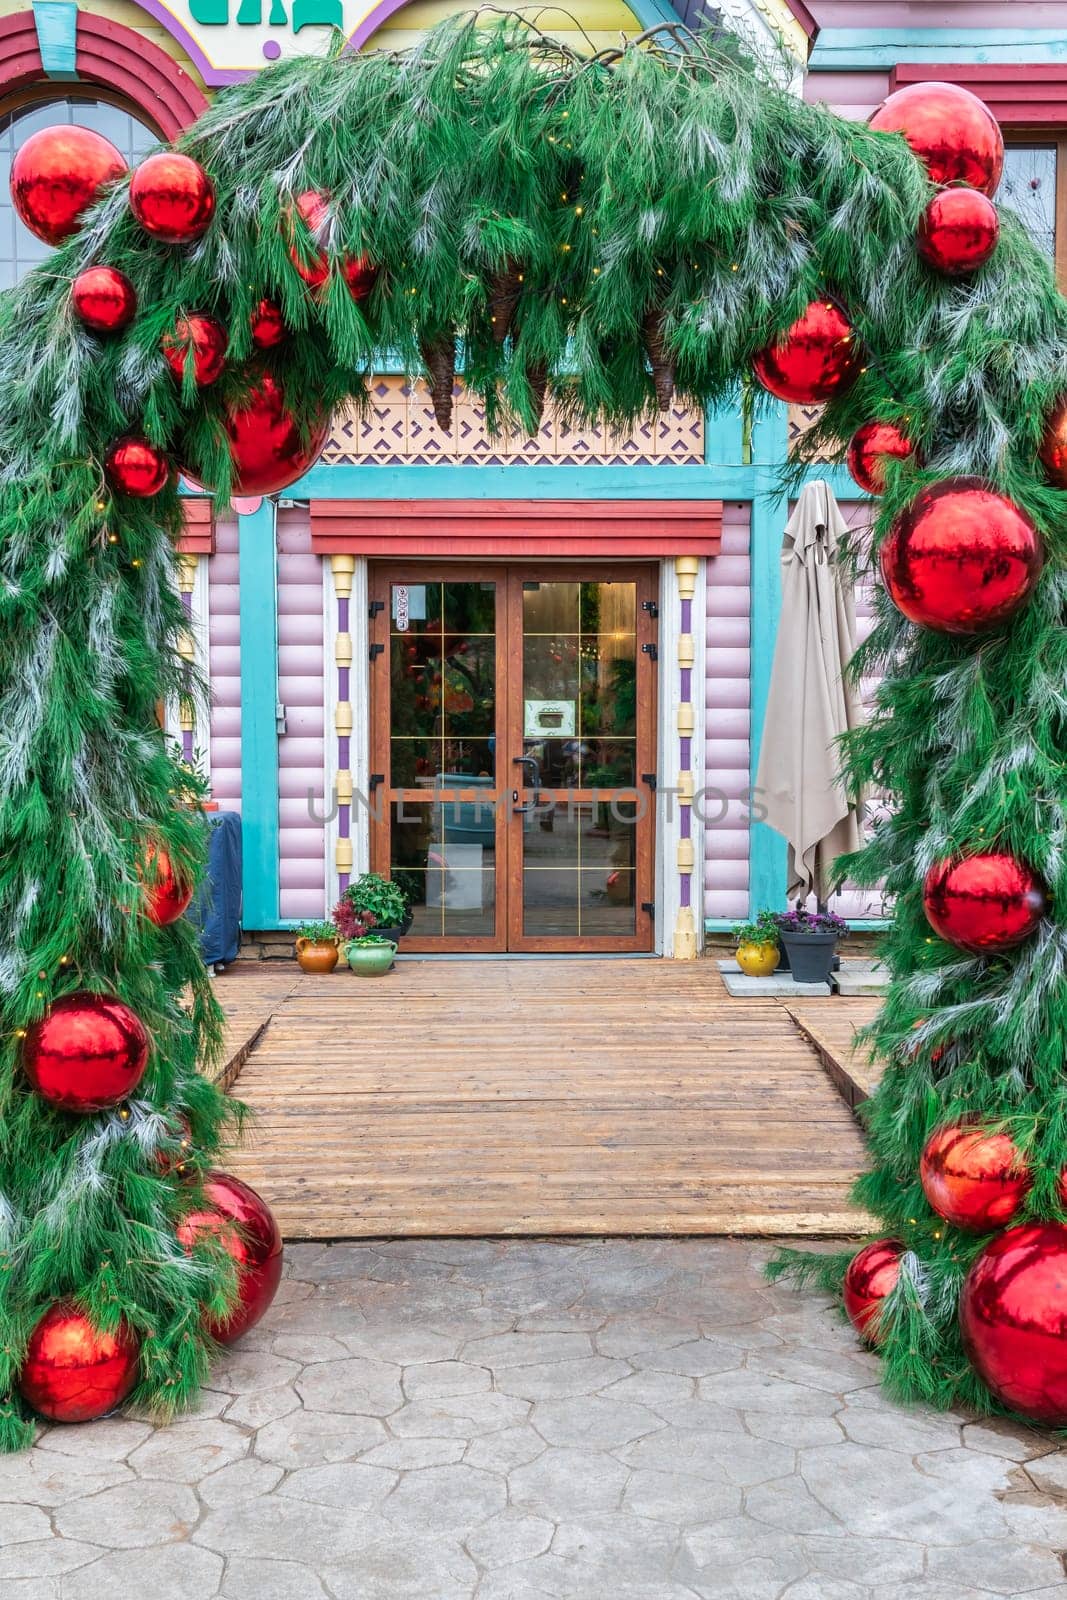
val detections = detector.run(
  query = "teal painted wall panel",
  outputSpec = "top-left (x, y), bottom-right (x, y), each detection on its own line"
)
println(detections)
top-left (32, 0), bottom-right (78, 79)
top-left (238, 501), bottom-right (281, 929)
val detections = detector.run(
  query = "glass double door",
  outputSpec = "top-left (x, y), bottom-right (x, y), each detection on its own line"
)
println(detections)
top-left (369, 564), bottom-right (658, 952)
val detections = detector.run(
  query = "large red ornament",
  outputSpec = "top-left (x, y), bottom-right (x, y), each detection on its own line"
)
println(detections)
top-left (19, 1303), bottom-right (139, 1423)
top-left (250, 297), bottom-right (286, 349)
top-left (870, 81), bottom-right (1004, 196)
top-left (879, 478), bottom-right (1041, 634)
top-left (71, 265), bottom-right (137, 334)
top-left (752, 301), bottom-right (861, 404)
top-left (201, 371), bottom-right (328, 495)
top-left (846, 420), bottom-right (915, 495)
top-left (22, 992), bottom-right (149, 1112)
top-left (920, 1123), bottom-right (1031, 1232)
top-left (10, 125), bottom-right (127, 245)
top-left (1038, 396), bottom-right (1067, 490)
top-left (918, 188), bottom-right (999, 276)
top-left (142, 842), bottom-right (193, 927)
top-left (177, 1172), bottom-right (283, 1343)
top-left (105, 437), bottom-right (170, 498)
top-left (923, 854), bottom-right (1047, 954)
top-left (961, 1222), bottom-right (1067, 1424)
top-left (161, 314), bottom-right (227, 387)
top-left (843, 1238), bottom-right (903, 1344)
top-left (285, 190), bottom-right (378, 302)
top-left (130, 153), bottom-right (215, 245)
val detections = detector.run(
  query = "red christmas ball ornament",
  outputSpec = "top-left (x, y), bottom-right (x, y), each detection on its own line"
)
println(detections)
top-left (752, 301), bottom-right (861, 404)
top-left (250, 297), bottom-right (286, 349)
top-left (918, 188), bottom-right (999, 276)
top-left (846, 420), bottom-right (916, 495)
top-left (960, 1222), bottom-right (1067, 1424)
top-left (22, 991), bottom-right (149, 1112)
top-left (843, 1238), bottom-right (903, 1343)
top-left (870, 81), bottom-right (1004, 196)
top-left (130, 152), bottom-right (215, 245)
top-left (285, 190), bottom-right (377, 302)
top-left (177, 1172), bottom-right (283, 1343)
top-left (18, 1302), bottom-right (139, 1423)
top-left (204, 371), bottom-right (328, 496)
top-left (923, 853), bottom-right (1047, 954)
top-left (71, 265), bottom-right (137, 334)
top-left (105, 437), bottom-right (170, 498)
top-left (141, 842), bottom-right (193, 927)
top-left (879, 478), bottom-right (1041, 634)
top-left (10, 125), bottom-right (127, 245)
top-left (1038, 396), bottom-right (1067, 490)
top-left (920, 1123), bottom-right (1031, 1232)
top-left (161, 314), bottom-right (227, 387)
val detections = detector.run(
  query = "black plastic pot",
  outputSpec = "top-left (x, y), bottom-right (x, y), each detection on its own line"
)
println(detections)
top-left (372, 923), bottom-right (404, 944)
top-left (779, 930), bottom-right (838, 984)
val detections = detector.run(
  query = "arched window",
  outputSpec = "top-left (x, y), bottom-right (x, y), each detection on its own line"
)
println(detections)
top-left (0, 98), bottom-right (156, 289)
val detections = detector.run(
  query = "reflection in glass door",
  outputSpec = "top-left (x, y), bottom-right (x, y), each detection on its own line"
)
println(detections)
top-left (370, 565), bottom-right (657, 952)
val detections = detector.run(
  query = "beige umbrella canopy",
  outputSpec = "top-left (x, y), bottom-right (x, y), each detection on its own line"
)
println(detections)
top-left (756, 480), bottom-right (866, 905)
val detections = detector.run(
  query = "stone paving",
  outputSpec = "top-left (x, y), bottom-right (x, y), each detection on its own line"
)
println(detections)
top-left (3, 1239), bottom-right (1067, 1599)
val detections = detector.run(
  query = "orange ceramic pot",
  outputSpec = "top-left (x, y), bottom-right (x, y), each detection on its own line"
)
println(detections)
top-left (295, 937), bottom-right (339, 974)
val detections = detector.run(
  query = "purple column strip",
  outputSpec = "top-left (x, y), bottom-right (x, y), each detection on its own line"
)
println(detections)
top-left (337, 589), bottom-right (351, 894)
top-left (181, 589), bottom-right (194, 765)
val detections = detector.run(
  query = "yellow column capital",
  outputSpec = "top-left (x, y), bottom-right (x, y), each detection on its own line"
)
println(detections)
top-left (331, 554), bottom-right (357, 598)
top-left (675, 555), bottom-right (700, 601)
top-left (177, 552), bottom-right (198, 595)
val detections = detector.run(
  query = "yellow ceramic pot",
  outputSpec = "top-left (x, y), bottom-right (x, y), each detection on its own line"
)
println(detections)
top-left (735, 941), bottom-right (779, 978)
top-left (295, 937), bottom-right (339, 974)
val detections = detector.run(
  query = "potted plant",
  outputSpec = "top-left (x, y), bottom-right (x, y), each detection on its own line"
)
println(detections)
top-left (294, 920), bottom-right (339, 974)
top-left (343, 931), bottom-right (398, 977)
top-left (775, 908), bottom-right (849, 984)
top-left (342, 872), bottom-right (411, 943)
top-left (731, 911), bottom-right (781, 978)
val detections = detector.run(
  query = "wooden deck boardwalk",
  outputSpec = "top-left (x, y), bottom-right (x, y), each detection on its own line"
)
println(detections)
top-left (212, 958), bottom-right (875, 1240)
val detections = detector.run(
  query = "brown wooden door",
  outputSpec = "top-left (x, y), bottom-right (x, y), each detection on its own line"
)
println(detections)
top-left (369, 564), bottom-right (657, 953)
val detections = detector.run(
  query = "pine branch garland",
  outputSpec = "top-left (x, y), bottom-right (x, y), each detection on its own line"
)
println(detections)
top-left (487, 258), bottom-right (525, 345)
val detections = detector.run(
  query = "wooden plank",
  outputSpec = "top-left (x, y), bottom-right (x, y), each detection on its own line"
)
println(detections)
top-left (786, 999), bottom-right (883, 1110)
top-left (209, 959), bottom-right (873, 1238)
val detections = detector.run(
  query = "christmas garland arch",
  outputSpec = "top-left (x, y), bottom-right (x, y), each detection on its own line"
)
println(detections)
top-left (1, 12), bottom-right (1066, 1446)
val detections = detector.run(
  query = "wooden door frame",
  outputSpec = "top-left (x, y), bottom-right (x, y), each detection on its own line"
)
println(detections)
top-left (368, 560), bottom-right (658, 954)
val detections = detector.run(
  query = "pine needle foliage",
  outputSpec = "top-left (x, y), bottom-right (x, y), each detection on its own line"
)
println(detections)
top-left (0, 11), bottom-right (1064, 1441)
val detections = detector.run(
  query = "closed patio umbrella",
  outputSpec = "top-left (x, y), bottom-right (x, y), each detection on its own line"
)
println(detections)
top-left (755, 480), bottom-right (865, 904)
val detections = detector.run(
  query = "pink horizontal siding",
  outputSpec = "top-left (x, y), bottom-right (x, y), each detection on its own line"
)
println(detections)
top-left (277, 510), bottom-right (326, 921)
top-left (804, 70), bottom-right (889, 121)
top-left (208, 515), bottom-right (241, 815)
top-left (704, 501), bottom-right (751, 922)
top-left (812, 1), bottom-right (1060, 22)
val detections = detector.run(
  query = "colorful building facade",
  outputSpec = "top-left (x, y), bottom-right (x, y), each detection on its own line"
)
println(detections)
top-left (2, 0), bottom-right (1064, 954)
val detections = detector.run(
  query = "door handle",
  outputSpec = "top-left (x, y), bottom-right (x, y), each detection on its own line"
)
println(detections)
top-left (511, 788), bottom-right (551, 815)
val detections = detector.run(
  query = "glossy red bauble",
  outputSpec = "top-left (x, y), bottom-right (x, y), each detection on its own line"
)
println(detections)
top-left (846, 420), bottom-right (916, 495)
top-left (177, 1172), bottom-right (283, 1343)
top-left (105, 437), bottom-right (170, 498)
top-left (920, 1123), bottom-right (1031, 1232)
top-left (18, 1302), bottom-right (139, 1422)
top-left (1038, 396), bottom-right (1067, 489)
top-left (285, 190), bottom-right (378, 302)
top-left (752, 301), bottom-right (861, 404)
top-left (22, 991), bottom-right (149, 1112)
top-left (130, 153), bottom-right (215, 245)
top-left (879, 478), bottom-right (1041, 634)
top-left (918, 188), bottom-right (999, 276)
top-left (961, 1223), bottom-right (1067, 1424)
top-left (142, 842), bottom-right (193, 927)
top-left (214, 372), bottom-right (328, 495)
top-left (250, 297), bottom-right (286, 349)
top-left (923, 854), bottom-right (1047, 954)
top-left (10, 125), bottom-right (127, 245)
top-left (870, 81), bottom-right (1004, 196)
top-left (161, 314), bottom-right (227, 387)
top-left (843, 1238), bottom-right (903, 1344)
top-left (71, 265), bottom-right (137, 333)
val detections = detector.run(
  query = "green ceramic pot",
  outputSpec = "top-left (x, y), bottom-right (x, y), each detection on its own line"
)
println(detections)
top-left (345, 939), bottom-right (397, 976)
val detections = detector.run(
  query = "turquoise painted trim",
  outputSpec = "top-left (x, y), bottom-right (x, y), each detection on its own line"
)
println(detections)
top-left (704, 403), bottom-right (745, 470)
top-left (238, 501), bottom-right (282, 930)
top-left (32, 0), bottom-right (77, 79)
top-left (624, 0), bottom-right (684, 33)
top-left (288, 461), bottom-right (763, 499)
top-left (748, 404), bottom-right (790, 916)
top-left (705, 917), bottom-right (889, 932)
top-left (811, 28), bottom-right (1067, 69)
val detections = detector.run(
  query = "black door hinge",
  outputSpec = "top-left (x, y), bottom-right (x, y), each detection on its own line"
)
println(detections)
top-left (641, 901), bottom-right (655, 918)
top-left (369, 600), bottom-right (385, 619)
top-left (642, 773), bottom-right (657, 791)
top-left (369, 773), bottom-right (385, 790)
top-left (642, 642), bottom-right (658, 663)
top-left (642, 600), bottom-right (659, 619)
top-left (369, 642), bottom-right (385, 661)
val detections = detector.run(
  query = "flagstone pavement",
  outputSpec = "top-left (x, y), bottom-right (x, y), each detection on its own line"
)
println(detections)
top-left (3, 1239), bottom-right (1067, 1600)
